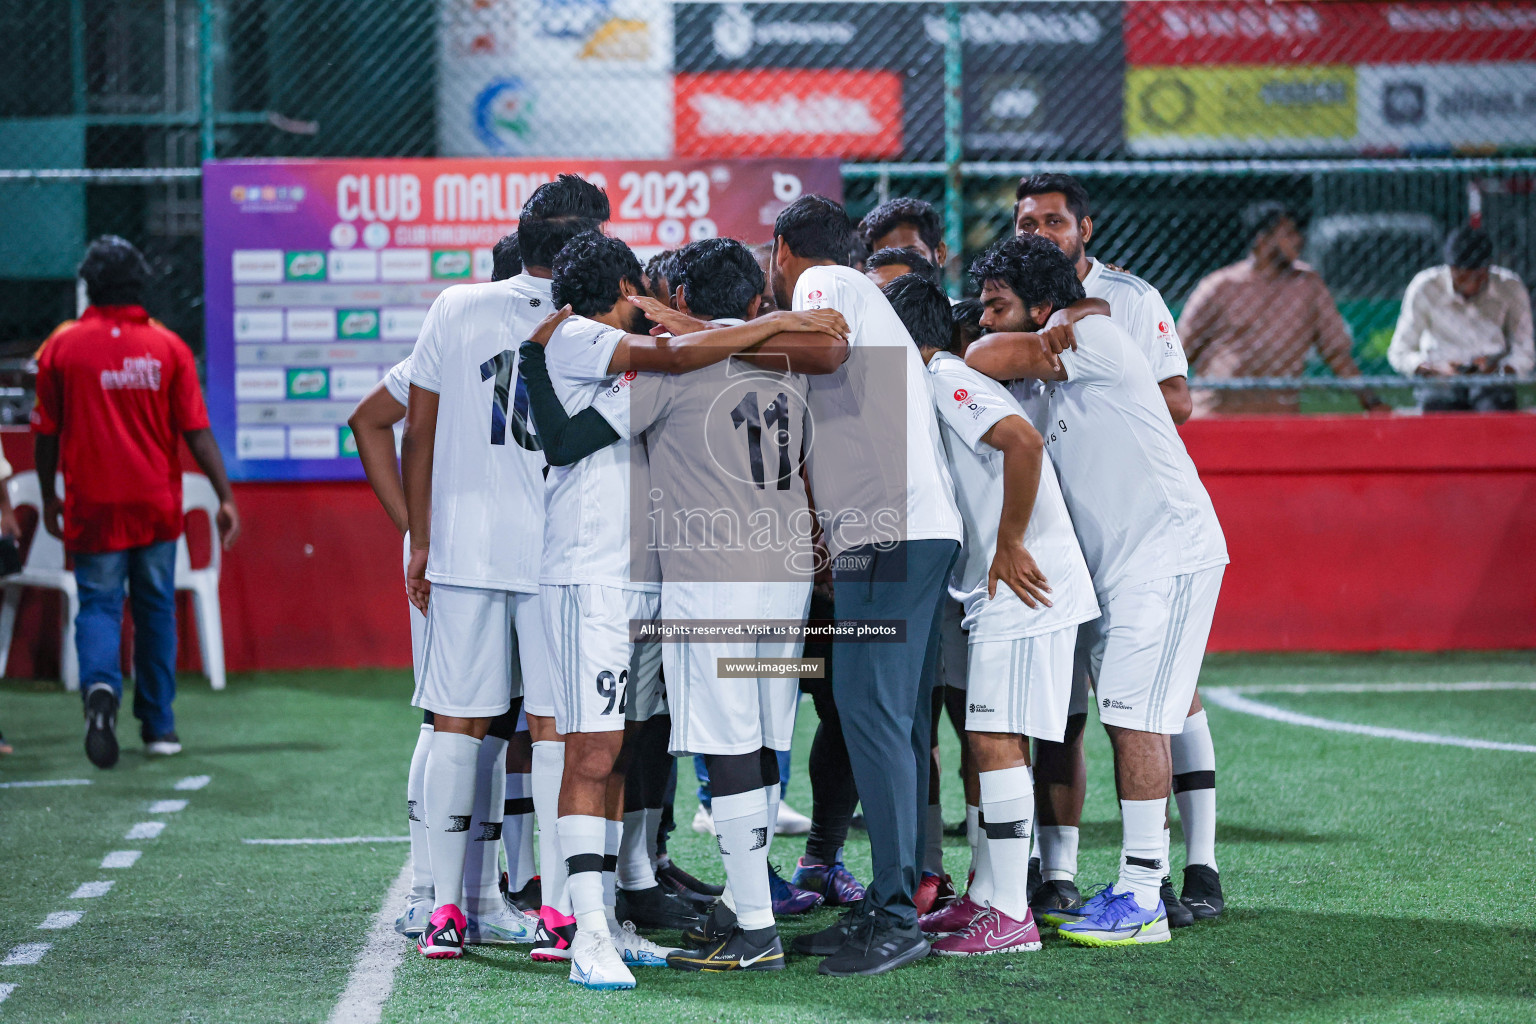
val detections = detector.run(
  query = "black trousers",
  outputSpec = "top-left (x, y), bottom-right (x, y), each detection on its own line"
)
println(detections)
top-left (831, 538), bottom-right (959, 929)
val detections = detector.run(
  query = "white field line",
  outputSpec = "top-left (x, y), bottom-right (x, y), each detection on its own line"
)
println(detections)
top-left (1, 944), bottom-right (51, 967)
top-left (0, 983), bottom-right (15, 1004)
top-left (1202, 687), bottom-right (1536, 753)
top-left (37, 911), bottom-right (82, 931)
top-left (148, 799), bottom-right (187, 814)
top-left (174, 775), bottom-right (211, 791)
top-left (125, 822), bottom-right (165, 840)
top-left (101, 850), bottom-right (141, 869)
top-left (1222, 681), bottom-right (1536, 695)
top-left (243, 836), bottom-right (410, 846)
top-left (0, 779), bottom-right (91, 789)
top-left (69, 881), bottom-right (115, 899)
top-left (326, 858), bottom-right (413, 1024)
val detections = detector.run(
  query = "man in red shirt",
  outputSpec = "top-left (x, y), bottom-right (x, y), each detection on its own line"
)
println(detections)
top-left (32, 236), bottom-right (240, 769)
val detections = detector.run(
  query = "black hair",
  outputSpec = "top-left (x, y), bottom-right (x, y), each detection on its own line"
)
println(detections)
top-left (859, 197), bottom-right (943, 253)
top-left (883, 273), bottom-right (955, 354)
top-left (951, 297), bottom-right (985, 350)
top-left (969, 234), bottom-right (1086, 314)
top-left (550, 231), bottom-right (643, 317)
top-left (773, 194), bottom-right (855, 265)
top-left (643, 249), bottom-right (676, 292)
top-left (673, 237), bottom-right (763, 322)
top-left (518, 174), bottom-right (611, 269)
top-left (78, 235), bottom-right (151, 307)
top-left (1242, 201), bottom-right (1297, 244)
top-left (865, 246), bottom-right (942, 287)
top-left (1014, 173), bottom-right (1091, 224)
top-left (1445, 226), bottom-right (1493, 270)
top-left (492, 231), bottom-right (522, 282)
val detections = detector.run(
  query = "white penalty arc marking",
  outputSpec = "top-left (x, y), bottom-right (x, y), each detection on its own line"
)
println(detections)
top-left (243, 836), bottom-right (410, 846)
top-left (326, 857), bottom-right (412, 1024)
top-left (0, 983), bottom-right (15, 1005)
top-left (125, 822), bottom-right (166, 841)
top-left (37, 911), bottom-right (82, 931)
top-left (101, 850), bottom-right (141, 869)
top-left (69, 881), bottom-right (115, 899)
top-left (0, 779), bottom-right (92, 789)
top-left (1, 944), bottom-right (51, 967)
top-left (174, 775), bottom-right (211, 791)
top-left (1202, 686), bottom-right (1536, 754)
top-left (148, 799), bottom-right (188, 814)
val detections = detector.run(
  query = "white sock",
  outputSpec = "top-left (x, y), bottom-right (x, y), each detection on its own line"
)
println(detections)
top-left (978, 766), bottom-right (1034, 921)
top-left (923, 802), bottom-right (945, 876)
top-left (1171, 709), bottom-right (1218, 870)
top-left (407, 724), bottom-right (434, 901)
top-left (1037, 825), bottom-right (1079, 882)
top-left (643, 805), bottom-right (662, 872)
top-left (969, 808), bottom-right (995, 908)
top-left (964, 804), bottom-right (980, 883)
top-left (762, 781), bottom-right (781, 862)
top-left (714, 788), bottom-right (774, 931)
top-left (1117, 799), bottom-right (1167, 910)
top-left (602, 816), bottom-right (620, 914)
top-left (465, 734), bottom-right (509, 914)
top-left (423, 730), bottom-right (481, 912)
top-left (618, 809), bottom-right (656, 890)
top-left (557, 814), bottom-right (609, 937)
top-left (1163, 828), bottom-right (1173, 879)
top-left (531, 740), bottom-right (571, 914)
top-left (502, 771), bottom-right (536, 890)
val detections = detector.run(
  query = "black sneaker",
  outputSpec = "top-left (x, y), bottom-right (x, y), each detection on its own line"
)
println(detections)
top-left (682, 898), bottom-right (736, 949)
top-left (1162, 875), bottom-right (1194, 928)
top-left (790, 900), bottom-right (866, 956)
top-left (817, 914), bottom-right (930, 977)
top-left (657, 858), bottom-right (723, 910)
top-left (500, 872), bottom-right (541, 915)
top-left (1180, 864), bottom-right (1225, 920)
top-left (1029, 878), bottom-right (1086, 927)
top-left (617, 883), bottom-right (704, 931)
top-left (667, 925), bottom-right (785, 972)
top-left (1026, 856), bottom-right (1043, 903)
top-left (84, 684), bottom-right (119, 769)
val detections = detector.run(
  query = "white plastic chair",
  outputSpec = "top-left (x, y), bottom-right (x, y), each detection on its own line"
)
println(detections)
top-left (175, 473), bottom-right (226, 691)
top-left (0, 471), bottom-right (80, 690)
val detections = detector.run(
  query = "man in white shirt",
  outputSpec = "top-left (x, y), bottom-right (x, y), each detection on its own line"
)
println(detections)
top-left (883, 274), bottom-right (1099, 957)
top-left (1015, 173), bottom-right (1222, 927)
top-left (1389, 226), bottom-right (1533, 411)
top-left (966, 234), bottom-right (1229, 948)
top-left (766, 195), bottom-right (966, 977)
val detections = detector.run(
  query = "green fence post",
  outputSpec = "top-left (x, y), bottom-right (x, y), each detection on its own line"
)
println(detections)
top-left (200, 0), bottom-right (216, 162)
top-left (943, 2), bottom-right (964, 297)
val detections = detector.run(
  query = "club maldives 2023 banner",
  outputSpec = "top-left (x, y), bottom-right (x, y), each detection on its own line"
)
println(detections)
top-left (202, 157), bottom-right (840, 481)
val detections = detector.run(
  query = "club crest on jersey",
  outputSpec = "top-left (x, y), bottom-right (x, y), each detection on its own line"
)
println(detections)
top-left (1158, 320), bottom-right (1171, 334)
top-left (953, 388), bottom-right (969, 403)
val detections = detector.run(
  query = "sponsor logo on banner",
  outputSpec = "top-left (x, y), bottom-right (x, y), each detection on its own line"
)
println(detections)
top-left (286, 369), bottom-right (331, 401)
top-left (336, 309), bottom-right (380, 340)
top-left (674, 70), bottom-right (904, 158)
top-left (285, 251), bottom-right (325, 281)
top-left (922, 6), bottom-right (1106, 45)
top-left (1358, 64), bottom-right (1536, 150)
top-left (474, 78), bottom-right (534, 152)
top-left (710, 4), bottom-right (857, 59)
top-left (1125, 1), bottom-right (1536, 65)
top-left (1126, 66), bottom-right (1356, 154)
top-left (678, 3), bottom-right (874, 68)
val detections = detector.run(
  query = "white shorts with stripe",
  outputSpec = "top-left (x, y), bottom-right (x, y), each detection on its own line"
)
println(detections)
top-left (964, 624), bottom-right (1078, 743)
top-left (541, 584), bottom-right (663, 735)
top-left (1087, 567), bottom-right (1224, 735)
top-left (413, 582), bottom-right (539, 718)
top-left (661, 581), bottom-right (811, 757)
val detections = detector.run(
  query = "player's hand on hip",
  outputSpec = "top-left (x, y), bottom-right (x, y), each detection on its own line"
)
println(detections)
top-left (988, 543), bottom-right (1051, 609)
top-left (770, 308), bottom-right (849, 341)
top-left (627, 295), bottom-right (711, 335)
top-left (216, 500), bottom-right (241, 550)
top-left (528, 304), bottom-right (574, 347)
top-left (406, 545), bottom-right (431, 613)
top-left (41, 496), bottom-right (64, 540)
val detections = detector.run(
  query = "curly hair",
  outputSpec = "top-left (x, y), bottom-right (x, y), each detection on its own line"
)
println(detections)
top-left (492, 231), bottom-right (521, 282)
top-left (673, 237), bottom-right (764, 322)
top-left (550, 231), bottom-right (643, 317)
top-left (518, 174), bottom-right (611, 269)
top-left (969, 234), bottom-right (1086, 314)
top-left (859, 197), bottom-right (943, 253)
top-left (865, 246), bottom-right (942, 288)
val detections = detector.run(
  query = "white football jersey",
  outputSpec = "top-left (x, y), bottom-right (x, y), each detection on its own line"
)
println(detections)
top-left (408, 274), bottom-right (551, 592)
top-left (594, 319), bottom-right (814, 585)
top-left (1044, 315), bottom-right (1227, 601)
top-left (926, 353), bottom-right (1097, 641)
top-left (1081, 257), bottom-right (1188, 384)
top-left (795, 264), bottom-right (962, 556)
top-left (382, 356), bottom-right (411, 405)
top-left (539, 314), bottom-right (661, 592)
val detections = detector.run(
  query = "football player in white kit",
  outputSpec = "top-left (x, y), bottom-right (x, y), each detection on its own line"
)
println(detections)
top-left (400, 179), bottom-right (612, 960)
top-left (1014, 173), bottom-right (1223, 926)
top-left (967, 234), bottom-right (1228, 947)
top-left (884, 274), bottom-right (1099, 955)
top-left (522, 231), bottom-right (848, 990)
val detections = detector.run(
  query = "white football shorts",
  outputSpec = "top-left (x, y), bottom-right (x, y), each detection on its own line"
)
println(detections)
top-left (413, 583), bottom-right (535, 718)
top-left (964, 624), bottom-right (1078, 743)
top-left (661, 581), bottom-right (811, 757)
top-left (542, 584), bottom-right (663, 735)
top-left (1086, 567), bottom-right (1224, 735)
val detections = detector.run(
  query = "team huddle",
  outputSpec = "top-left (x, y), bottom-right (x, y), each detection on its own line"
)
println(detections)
top-left (348, 171), bottom-right (1228, 990)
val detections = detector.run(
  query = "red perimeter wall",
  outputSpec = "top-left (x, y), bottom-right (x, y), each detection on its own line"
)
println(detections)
top-left (3, 413), bottom-right (1533, 677)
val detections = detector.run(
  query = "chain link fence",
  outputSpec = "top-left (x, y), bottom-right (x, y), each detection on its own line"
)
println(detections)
top-left (3, 0), bottom-right (1535, 417)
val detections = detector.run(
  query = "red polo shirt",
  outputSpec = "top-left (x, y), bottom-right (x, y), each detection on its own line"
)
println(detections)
top-left (31, 306), bottom-right (211, 554)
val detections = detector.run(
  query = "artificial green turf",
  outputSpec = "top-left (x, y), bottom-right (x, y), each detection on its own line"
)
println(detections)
top-left (1, 653), bottom-right (1533, 1024)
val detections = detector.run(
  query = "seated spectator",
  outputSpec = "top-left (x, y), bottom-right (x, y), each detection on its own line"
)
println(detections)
top-left (1387, 226), bottom-right (1533, 411)
top-left (1180, 203), bottom-right (1382, 415)
top-left (864, 246), bottom-right (942, 289)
